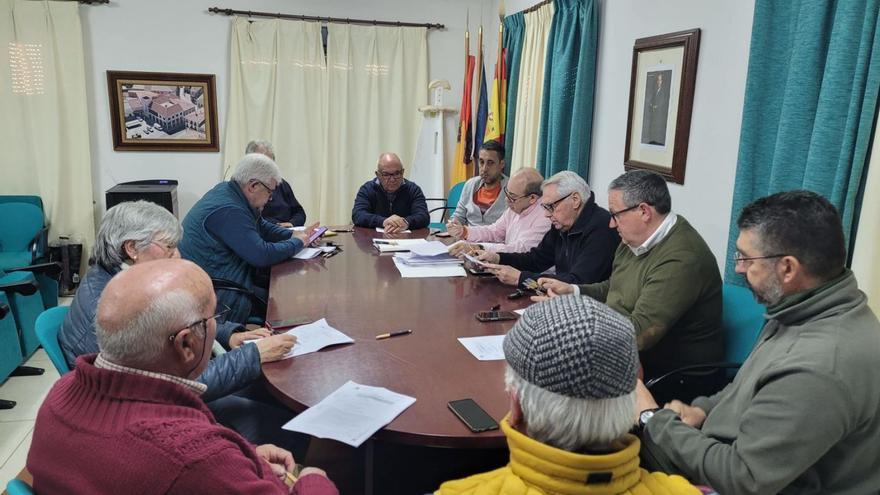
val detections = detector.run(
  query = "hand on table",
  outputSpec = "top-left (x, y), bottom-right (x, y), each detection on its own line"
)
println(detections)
top-left (448, 241), bottom-right (481, 258)
top-left (446, 219), bottom-right (466, 239)
top-left (474, 250), bottom-right (500, 264)
top-left (528, 278), bottom-right (575, 302)
top-left (228, 327), bottom-right (271, 348)
top-left (483, 262), bottom-right (522, 286)
top-left (256, 334), bottom-right (297, 363)
top-left (383, 215), bottom-right (409, 233)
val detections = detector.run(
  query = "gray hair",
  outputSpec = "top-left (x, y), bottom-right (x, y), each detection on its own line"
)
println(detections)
top-left (231, 153), bottom-right (282, 186)
top-left (93, 201), bottom-right (182, 269)
top-left (608, 170), bottom-right (671, 214)
top-left (505, 366), bottom-right (635, 451)
top-left (245, 139), bottom-right (275, 159)
top-left (542, 171), bottom-right (590, 202)
top-left (96, 288), bottom-right (204, 368)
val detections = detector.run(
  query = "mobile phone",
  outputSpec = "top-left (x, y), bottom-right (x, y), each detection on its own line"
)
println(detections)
top-left (448, 399), bottom-right (499, 432)
top-left (463, 253), bottom-right (487, 267)
top-left (307, 226), bottom-right (329, 244)
top-left (266, 316), bottom-right (311, 331)
top-left (475, 310), bottom-right (519, 322)
top-left (434, 231), bottom-right (452, 238)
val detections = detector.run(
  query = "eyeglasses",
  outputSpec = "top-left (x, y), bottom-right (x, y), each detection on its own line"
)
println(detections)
top-left (254, 180), bottom-right (274, 198)
top-left (503, 187), bottom-right (530, 203)
top-left (733, 251), bottom-right (788, 267)
top-left (150, 240), bottom-right (177, 257)
top-left (167, 304), bottom-right (231, 343)
top-left (608, 203), bottom-right (643, 221)
top-left (378, 170), bottom-right (404, 180)
top-left (541, 192), bottom-right (574, 213)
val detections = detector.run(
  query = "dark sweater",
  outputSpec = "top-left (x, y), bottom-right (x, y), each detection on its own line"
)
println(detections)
top-left (351, 178), bottom-right (430, 229)
top-left (28, 355), bottom-right (337, 495)
top-left (498, 193), bottom-right (619, 286)
top-left (262, 179), bottom-right (307, 226)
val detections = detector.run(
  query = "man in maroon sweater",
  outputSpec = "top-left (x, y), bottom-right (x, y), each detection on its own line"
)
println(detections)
top-left (27, 258), bottom-right (337, 494)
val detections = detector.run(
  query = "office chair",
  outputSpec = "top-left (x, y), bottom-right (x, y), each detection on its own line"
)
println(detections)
top-left (35, 306), bottom-right (71, 375)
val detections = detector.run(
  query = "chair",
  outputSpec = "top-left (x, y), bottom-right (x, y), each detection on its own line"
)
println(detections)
top-left (6, 479), bottom-right (36, 495)
top-left (427, 181), bottom-right (465, 231)
top-left (0, 293), bottom-right (25, 409)
top-left (35, 306), bottom-right (71, 375)
top-left (0, 270), bottom-right (47, 362)
top-left (0, 203), bottom-right (48, 271)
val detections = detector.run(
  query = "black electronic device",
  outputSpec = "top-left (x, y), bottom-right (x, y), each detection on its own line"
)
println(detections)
top-left (105, 179), bottom-right (179, 217)
top-left (448, 399), bottom-right (500, 433)
top-left (475, 310), bottom-right (518, 322)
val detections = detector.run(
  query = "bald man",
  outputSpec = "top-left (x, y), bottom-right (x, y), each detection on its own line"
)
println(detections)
top-left (28, 259), bottom-right (337, 495)
top-left (351, 152), bottom-right (430, 233)
top-left (448, 167), bottom-right (552, 257)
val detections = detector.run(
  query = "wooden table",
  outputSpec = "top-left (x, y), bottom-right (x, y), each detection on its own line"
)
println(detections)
top-left (264, 227), bottom-right (530, 449)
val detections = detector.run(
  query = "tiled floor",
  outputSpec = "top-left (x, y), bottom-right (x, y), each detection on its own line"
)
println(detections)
top-left (0, 349), bottom-right (60, 486)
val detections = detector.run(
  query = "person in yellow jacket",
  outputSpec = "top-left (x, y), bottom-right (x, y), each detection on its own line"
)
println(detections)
top-left (435, 295), bottom-right (700, 495)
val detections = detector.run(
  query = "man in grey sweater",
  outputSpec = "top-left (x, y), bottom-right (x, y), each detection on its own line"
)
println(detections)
top-left (635, 190), bottom-right (880, 494)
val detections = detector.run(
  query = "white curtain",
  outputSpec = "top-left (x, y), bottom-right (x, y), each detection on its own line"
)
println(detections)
top-left (224, 18), bottom-right (327, 221)
top-left (321, 24), bottom-right (427, 224)
top-left (509, 2), bottom-right (554, 174)
top-left (851, 127), bottom-right (880, 313)
top-left (0, 0), bottom-right (95, 262)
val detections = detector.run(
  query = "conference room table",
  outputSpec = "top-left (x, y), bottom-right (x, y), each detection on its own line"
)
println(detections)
top-left (264, 227), bottom-right (533, 452)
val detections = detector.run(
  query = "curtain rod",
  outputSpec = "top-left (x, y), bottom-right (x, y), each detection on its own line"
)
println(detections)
top-left (522, 0), bottom-right (552, 14)
top-left (208, 7), bottom-right (445, 30)
top-left (75, 0), bottom-right (109, 4)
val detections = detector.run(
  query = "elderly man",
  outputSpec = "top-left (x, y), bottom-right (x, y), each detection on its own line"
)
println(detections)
top-left (539, 170), bottom-right (723, 397)
top-left (633, 190), bottom-right (880, 494)
top-left (435, 295), bottom-right (698, 494)
top-left (352, 152), bottom-right (430, 233)
top-left (447, 140), bottom-right (509, 228)
top-left (247, 139), bottom-right (308, 228)
top-left (476, 171), bottom-right (619, 287)
top-left (28, 259), bottom-right (337, 494)
top-left (180, 153), bottom-right (318, 323)
top-left (448, 167), bottom-right (551, 257)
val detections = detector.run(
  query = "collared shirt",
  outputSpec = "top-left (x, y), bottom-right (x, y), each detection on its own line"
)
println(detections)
top-left (95, 353), bottom-right (207, 396)
top-left (628, 211), bottom-right (678, 256)
top-left (464, 200), bottom-right (552, 253)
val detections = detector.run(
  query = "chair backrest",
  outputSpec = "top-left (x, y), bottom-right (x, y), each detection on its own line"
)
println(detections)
top-left (5, 479), bottom-right (35, 495)
top-left (35, 306), bottom-right (70, 375)
top-left (721, 282), bottom-right (766, 365)
top-left (446, 181), bottom-right (465, 214)
top-left (0, 203), bottom-right (44, 252)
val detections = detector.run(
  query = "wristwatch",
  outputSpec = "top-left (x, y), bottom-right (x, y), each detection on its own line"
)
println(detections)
top-left (639, 407), bottom-right (662, 429)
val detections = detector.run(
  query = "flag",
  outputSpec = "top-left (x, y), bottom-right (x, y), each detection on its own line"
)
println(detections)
top-left (484, 23), bottom-right (507, 146)
top-left (472, 28), bottom-right (489, 167)
top-left (452, 29), bottom-right (475, 186)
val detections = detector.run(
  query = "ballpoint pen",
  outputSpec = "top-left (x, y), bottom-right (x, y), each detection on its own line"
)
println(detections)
top-left (375, 329), bottom-right (413, 340)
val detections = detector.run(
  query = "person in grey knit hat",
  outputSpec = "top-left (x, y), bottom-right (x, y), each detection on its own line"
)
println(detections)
top-left (435, 295), bottom-right (699, 495)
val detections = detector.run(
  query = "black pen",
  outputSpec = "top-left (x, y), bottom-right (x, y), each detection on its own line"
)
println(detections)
top-left (490, 304), bottom-right (501, 311)
top-left (375, 329), bottom-right (413, 340)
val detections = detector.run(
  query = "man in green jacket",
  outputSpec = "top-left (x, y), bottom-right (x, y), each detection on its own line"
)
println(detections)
top-left (635, 190), bottom-right (880, 494)
top-left (538, 170), bottom-right (724, 401)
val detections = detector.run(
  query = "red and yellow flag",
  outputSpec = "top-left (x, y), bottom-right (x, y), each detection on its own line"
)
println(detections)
top-left (484, 23), bottom-right (507, 146)
top-left (452, 36), bottom-right (476, 185)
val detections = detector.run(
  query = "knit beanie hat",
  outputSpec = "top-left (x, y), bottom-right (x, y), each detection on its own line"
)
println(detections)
top-left (503, 295), bottom-right (638, 400)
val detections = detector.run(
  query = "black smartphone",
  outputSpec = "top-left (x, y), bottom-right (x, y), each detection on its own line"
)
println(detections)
top-left (307, 226), bottom-right (329, 244)
top-left (266, 316), bottom-right (311, 331)
top-left (474, 311), bottom-right (519, 322)
top-left (448, 399), bottom-right (499, 432)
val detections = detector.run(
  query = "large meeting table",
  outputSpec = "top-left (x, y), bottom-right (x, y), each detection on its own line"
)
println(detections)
top-left (264, 227), bottom-right (532, 450)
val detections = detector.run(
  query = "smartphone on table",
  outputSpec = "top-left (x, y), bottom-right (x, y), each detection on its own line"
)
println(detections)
top-left (474, 311), bottom-right (519, 322)
top-left (448, 399), bottom-right (500, 432)
top-left (307, 226), bottom-right (329, 245)
top-left (266, 316), bottom-right (311, 332)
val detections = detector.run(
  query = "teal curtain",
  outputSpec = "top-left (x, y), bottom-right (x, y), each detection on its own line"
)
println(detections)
top-left (535, 0), bottom-right (598, 178)
top-left (724, 0), bottom-right (880, 282)
top-left (503, 12), bottom-right (525, 172)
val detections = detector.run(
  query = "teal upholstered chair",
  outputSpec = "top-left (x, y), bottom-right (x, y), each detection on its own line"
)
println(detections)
top-left (35, 306), bottom-right (71, 375)
top-left (0, 270), bottom-right (47, 361)
top-left (427, 181), bottom-right (466, 231)
top-left (0, 202), bottom-right (47, 270)
top-left (0, 293), bottom-right (25, 409)
top-left (6, 479), bottom-right (36, 495)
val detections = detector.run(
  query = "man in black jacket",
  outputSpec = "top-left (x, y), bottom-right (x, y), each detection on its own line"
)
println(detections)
top-left (477, 171), bottom-right (619, 287)
top-left (246, 140), bottom-right (308, 227)
top-left (351, 152), bottom-right (430, 232)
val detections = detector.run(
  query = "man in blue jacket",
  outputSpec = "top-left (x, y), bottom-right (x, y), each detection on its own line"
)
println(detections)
top-left (351, 152), bottom-right (430, 233)
top-left (179, 153), bottom-right (317, 323)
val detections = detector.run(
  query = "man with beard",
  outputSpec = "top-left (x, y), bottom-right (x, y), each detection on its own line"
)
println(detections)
top-left (447, 140), bottom-right (509, 228)
top-left (634, 190), bottom-right (880, 495)
top-left (352, 152), bottom-right (430, 233)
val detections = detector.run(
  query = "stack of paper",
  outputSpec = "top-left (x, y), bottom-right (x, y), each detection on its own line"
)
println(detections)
top-left (372, 238), bottom-right (428, 253)
top-left (245, 318), bottom-right (354, 358)
top-left (282, 381), bottom-right (416, 447)
top-left (395, 241), bottom-right (461, 265)
top-left (293, 246), bottom-right (337, 259)
top-left (392, 256), bottom-right (466, 278)
top-left (376, 227), bottom-right (412, 234)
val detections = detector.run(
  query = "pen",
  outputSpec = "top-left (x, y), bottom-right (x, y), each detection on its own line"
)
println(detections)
top-left (373, 239), bottom-right (398, 245)
top-left (264, 320), bottom-right (274, 332)
top-left (489, 304), bottom-right (501, 311)
top-left (285, 471), bottom-right (298, 486)
top-left (375, 329), bottom-right (413, 340)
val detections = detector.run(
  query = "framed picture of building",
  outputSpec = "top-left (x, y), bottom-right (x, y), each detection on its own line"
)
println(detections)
top-left (623, 29), bottom-right (700, 184)
top-left (107, 71), bottom-right (219, 152)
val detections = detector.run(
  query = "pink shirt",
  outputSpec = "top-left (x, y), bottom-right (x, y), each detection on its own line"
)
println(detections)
top-left (465, 201), bottom-right (552, 253)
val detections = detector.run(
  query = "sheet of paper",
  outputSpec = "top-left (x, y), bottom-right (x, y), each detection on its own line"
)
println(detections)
top-left (392, 257), bottom-right (466, 278)
top-left (293, 247), bottom-right (322, 259)
top-left (286, 226), bottom-right (307, 231)
top-left (372, 238), bottom-right (428, 252)
top-left (282, 381), bottom-right (416, 447)
top-left (280, 318), bottom-right (354, 358)
top-left (376, 227), bottom-right (412, 233)
top-left (458, 335), bottom-right (506, 361)
top-left (394, 252), bottom-right (461, 266)
top-left (513, 308), bottom-right (526, 315)
top-left (409, 240), bottom-right (452, 257)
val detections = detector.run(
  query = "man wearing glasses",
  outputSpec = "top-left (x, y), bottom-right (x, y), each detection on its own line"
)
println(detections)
top-left (447, 167), bottom-right (551, 256)
top-left (475, 170), bottom-right (619, 287)
top-left (28, 259), bottom-right (338, 494)
top-left (447, 140), bottom-right (509, 229)
top-left (634, 190), bottom-right (880, 495)
top-left (352, 152), bottom-right (430, 233)
top-left (537, 170), bottom-right (724, 401)
top-left (180, 153), bottom-right (320, 323)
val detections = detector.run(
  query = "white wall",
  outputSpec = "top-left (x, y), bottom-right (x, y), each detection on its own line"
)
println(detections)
top-left (81, 0), bottom-right (500, 220)
top-left (503, 0), bottom-right (755, 268)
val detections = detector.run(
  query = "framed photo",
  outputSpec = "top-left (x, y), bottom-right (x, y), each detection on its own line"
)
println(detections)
top-left (107, 71), bottom-right (219, 152)
top-left (624, 29), bottom-right (700, 184)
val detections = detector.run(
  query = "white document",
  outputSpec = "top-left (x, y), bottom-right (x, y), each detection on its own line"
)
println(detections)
top-left (285, 226), bottom-right (307, 231)
top-left (282, 318), bottom-right (354, 358)
top-left (409, 240), bottom-right (451, 257)
top-left (392, 256), bottom-right (466, 278)
top-left (293, 247), bottom-right (322, 259)
top-left (373, 238), bottom-right (428, 253)
top-left (376, 227), bottom-right (412, 233)
top-left (458, 335), bottom-right (506, 361)
top-left (282, 381), bottom-right (416, 447)
top-left (394, 252), bottom-right (461, 266)
top-left (513, 308), bottom-right (526, 315)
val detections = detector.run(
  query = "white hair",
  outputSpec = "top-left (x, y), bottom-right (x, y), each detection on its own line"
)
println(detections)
top-left (505, 366), bottom-right (636, 451)
top-left (245, 139), bottom-right (274, 159)
top-left (231, 153), bottom-right (282, 186)
top-left (92, 201), bottom-right (182, 269)
top-left (96, 288), bottom-right (204, 368)
top-left (542, 171), bottom-right (591, 201)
